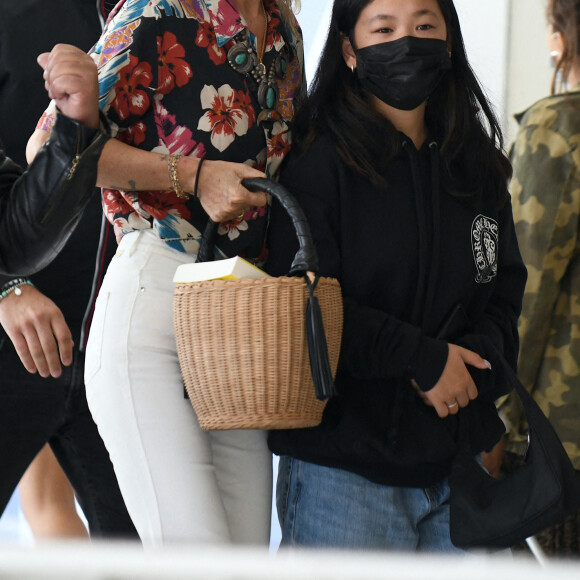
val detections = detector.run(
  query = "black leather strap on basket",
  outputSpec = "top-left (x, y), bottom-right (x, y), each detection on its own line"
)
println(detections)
top-left (195, 177), bottom-right (334, 401)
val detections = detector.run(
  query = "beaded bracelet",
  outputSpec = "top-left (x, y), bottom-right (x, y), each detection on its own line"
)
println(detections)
top-left (0, 278), bottom-right (34, 303)
top-left (168, 153), bottom-right (189, 200)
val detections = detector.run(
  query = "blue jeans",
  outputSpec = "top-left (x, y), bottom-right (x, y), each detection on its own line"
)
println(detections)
top-left (276, 456), bottom-right (465, 553)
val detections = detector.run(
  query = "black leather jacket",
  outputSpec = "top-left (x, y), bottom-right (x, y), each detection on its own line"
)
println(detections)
top-left (0, 112), bottom-right (109, 276)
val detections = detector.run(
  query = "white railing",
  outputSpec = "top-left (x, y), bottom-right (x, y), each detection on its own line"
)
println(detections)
top-left (0, 542), bottom-right (579, 580)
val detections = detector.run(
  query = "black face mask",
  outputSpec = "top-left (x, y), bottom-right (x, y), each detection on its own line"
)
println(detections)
top-left (354, 36), bottom-right (452, 111)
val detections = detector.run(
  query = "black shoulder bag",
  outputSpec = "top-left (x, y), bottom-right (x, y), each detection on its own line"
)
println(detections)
top-left (449, 371), bottom-right (580, 550)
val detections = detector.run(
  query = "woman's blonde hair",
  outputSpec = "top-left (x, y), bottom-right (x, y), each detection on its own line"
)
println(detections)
top-left (277, 0), bottom-right (301, 34)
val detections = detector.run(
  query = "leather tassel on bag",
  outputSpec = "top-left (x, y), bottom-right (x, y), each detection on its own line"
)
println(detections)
top-left (305, 274), bottom-right (335, 401)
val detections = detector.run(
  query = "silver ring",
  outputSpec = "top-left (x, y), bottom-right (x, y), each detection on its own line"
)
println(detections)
top-left (446, 402), bottom-right (458, 409)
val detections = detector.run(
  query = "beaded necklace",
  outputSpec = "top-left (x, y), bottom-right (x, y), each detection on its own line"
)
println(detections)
top-left (227, 3), bottom-right (291, 125)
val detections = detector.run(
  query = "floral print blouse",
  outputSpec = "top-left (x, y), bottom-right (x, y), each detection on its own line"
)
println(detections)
top-left (39, 0), bottom-right (305, 260)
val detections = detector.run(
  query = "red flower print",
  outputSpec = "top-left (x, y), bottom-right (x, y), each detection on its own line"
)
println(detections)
top-left (242, 205), bottom-right (267, 222)
top-left (196, 20), bottom-right (226, 66)
top-left (157, 32), bottom-right (193, 95)
top-left (234, 90), bottom-right (256, 128)
top-left (103, 189), bottom-right (132, 216)
top-left (268, 121), bottom-right (291, 159)
top-left (218, 216), bottom-right (249, 241)
top-left (198, 84), bottom-right (250, 152)
top-left (119, 120), bottom-right (147, 145)
top-left (138, 191), bottom-right (192, 221)
top-left (264, 0), bottom-right (284, 49)
top-left (111, 55), bottom-right (153, 121)
top-left (267, 12), bottom-right (282, 48)
top-left (153, 98), bottom-right (206, 157)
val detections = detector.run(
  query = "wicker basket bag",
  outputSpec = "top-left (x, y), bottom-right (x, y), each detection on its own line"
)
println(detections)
top-left (173, 178), bottom-right (343, 430)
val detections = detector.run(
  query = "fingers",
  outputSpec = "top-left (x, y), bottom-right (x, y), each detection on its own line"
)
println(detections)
top-left (195, 160), bottom-right (268, 222)
top-left (22, 327), bottom-right (60, 379)
top-left (238, 182), bottom-right (268, 210)
top-left (0, 288), bottom-right (73, 378)
top-left (433, 399), bottom-right (457, 419)
top-left (38, 44), bottom-right (99, 128)
top-left (420, 344), bottom-right (485, 418)
top-left (457, 345), bottom-right (491, 371)
top-left (481, 436), bottom-right (506, 479)
top-left (50, 315), bottom-right (75, 368)
top-left (9, 333), bottom-right (38, 375)
top-left (20, 312), bottom-right (72, 378)
top-left (32, 308), bottom-right (73, 377)
top-left (45, 63), bottom-right (91, 99)
top-left (9, 323), bottom-right (59, 378)
top-left (37, 52), bottom-right (50, 70)
top-left (434, 373), bottom-right (478, 418)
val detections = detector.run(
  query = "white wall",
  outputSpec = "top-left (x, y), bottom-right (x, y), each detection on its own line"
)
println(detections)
top-left (506, 0), bottom-right (553, 144)
top-left (296, 0), bottom-right (333, 83)
top-left (453, 0), bottom-right (510, 129)
top-left (296, 0), bottom-right (554, 146)
top-left (296, 0), bottom-right (512, 114)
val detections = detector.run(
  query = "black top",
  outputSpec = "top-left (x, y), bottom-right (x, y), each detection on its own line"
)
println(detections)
top-left (0, 0), bottom-right (105, 166)
top-left (266, 133), bottom-right (527, 487)
top-left (0, 0), bottom-right (115, 346)
top-left (0, 115), bottom-right (109, 277)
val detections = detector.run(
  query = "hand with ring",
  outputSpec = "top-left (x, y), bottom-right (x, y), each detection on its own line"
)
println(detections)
top-left (180, 159), bottom-right (267, 222)
top-left (412, 344), bottom-right (491, 418)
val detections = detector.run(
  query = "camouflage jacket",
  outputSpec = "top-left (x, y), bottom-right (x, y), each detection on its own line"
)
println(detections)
top-left (503, 88), bottom-right (580, 468)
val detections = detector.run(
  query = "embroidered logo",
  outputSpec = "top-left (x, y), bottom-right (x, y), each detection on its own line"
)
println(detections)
top-left (471, 215), bottom-right (498, 284)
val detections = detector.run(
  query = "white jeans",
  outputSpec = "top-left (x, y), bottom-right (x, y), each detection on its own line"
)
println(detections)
top-left (85, 229), bottom-right (272, 547)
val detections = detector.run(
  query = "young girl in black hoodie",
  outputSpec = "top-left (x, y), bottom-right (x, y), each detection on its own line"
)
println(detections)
top-left (266, 0), bottom-right (527, 552)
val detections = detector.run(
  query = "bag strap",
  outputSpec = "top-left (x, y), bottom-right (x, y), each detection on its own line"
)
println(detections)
top-left (196, 177), bottom-right (320, 276)
top-left (456, 362), bottom-right (567, 461)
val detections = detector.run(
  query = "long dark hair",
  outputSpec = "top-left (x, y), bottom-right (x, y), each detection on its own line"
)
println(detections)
top-left (548, 0), bottom-right (580, 94)
top-left (293, 0), bottom-right (512, 203)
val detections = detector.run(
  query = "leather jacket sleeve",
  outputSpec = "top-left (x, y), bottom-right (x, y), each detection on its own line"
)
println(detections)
top-left (0, 112), bottom-right (110, 277)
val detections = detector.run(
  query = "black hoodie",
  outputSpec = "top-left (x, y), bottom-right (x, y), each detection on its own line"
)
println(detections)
top-left (265, 133), bottom-right (527, 488)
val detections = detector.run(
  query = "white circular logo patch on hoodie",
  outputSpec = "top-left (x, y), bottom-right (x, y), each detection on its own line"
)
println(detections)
top-left (471, 214), bottom-right (498, 284)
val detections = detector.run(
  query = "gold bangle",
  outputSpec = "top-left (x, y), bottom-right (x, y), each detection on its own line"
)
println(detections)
top-left (168, 153), bottom-right (189, 199)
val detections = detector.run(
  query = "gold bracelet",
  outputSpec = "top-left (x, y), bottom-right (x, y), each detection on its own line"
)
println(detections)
top-left (168, 153), bottom-right (189, 199)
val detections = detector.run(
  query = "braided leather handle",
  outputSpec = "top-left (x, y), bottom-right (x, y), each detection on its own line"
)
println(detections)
top-left (196, 177), bottom-right (320, 276)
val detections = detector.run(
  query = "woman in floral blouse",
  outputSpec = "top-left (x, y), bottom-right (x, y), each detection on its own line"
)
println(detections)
top-left (30, 0), bottom-right (304, 547)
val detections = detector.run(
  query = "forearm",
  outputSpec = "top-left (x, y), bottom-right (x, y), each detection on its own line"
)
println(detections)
top-left (95, 138), bottom-right (201, 192)
top-left (0, 113), bottom-right (109, 276)
top-left (30, 128), bottom-right (201, 193)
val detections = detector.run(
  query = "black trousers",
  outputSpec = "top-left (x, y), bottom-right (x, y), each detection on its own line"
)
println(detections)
top-left (0, 338), bottom-right (138, 539)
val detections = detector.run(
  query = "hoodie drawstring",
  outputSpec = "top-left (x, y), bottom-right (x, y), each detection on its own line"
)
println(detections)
top-left (403, 140), bottom-right (441, 330)
top-left (389, 139), bottom-right (443, 454)
top-left (421, 141), bottom-right (442, 331)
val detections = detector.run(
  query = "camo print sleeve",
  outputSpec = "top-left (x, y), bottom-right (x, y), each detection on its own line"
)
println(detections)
top-left (503, 92), bottom-right (580, 467)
